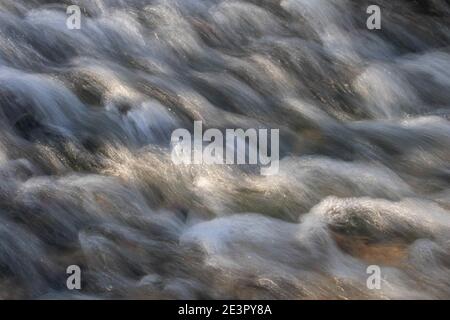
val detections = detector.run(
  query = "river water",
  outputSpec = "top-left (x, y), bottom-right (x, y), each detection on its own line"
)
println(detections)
top-left (0, 0), bottom-right (450, 299)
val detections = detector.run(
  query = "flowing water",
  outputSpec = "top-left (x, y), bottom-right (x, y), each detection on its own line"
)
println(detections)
top-left (0, 0), bottom-right (450, 299)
